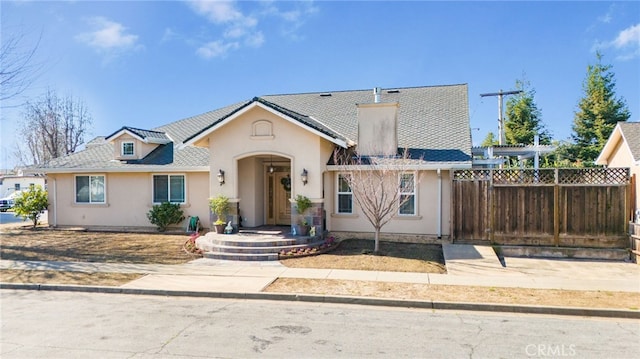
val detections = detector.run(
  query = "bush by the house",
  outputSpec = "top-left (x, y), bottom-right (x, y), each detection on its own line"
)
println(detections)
top-left (13, 185), bottom-right (48, 229)
top-left (147, 202), bottom-right (185, 232)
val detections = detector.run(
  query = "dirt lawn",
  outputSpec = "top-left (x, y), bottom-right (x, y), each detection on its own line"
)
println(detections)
top-left (1, 223), bottom-right (638, 310)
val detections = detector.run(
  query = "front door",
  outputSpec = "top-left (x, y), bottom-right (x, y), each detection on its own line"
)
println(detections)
top-left (267, 171), bottom-right (291, 225)
top-left (274, 172), bottom-right (291, 225)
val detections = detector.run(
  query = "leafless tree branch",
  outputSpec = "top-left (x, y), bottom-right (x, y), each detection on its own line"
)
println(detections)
top-left (333, 146), bottom-right (421, 253)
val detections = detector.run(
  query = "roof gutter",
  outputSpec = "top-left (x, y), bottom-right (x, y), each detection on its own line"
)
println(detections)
top-left (326, 162), bottom-right (472, 171)
top-left (22, 166), bottom-right (211, 174)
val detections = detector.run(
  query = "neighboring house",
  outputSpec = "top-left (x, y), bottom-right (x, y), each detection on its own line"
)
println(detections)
top-left (0, 173), bottom-right (46, 198)
top-left (596, 121), bottom-right (640, 218)
top-left (27, 84), bottom-right (472, 239)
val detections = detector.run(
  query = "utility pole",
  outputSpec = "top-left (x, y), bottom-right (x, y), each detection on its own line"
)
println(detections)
top-left (480, 89), bottom-right (523, 145)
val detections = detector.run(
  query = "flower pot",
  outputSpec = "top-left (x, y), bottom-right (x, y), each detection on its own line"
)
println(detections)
top-left (297, 225), bottom-right (310, 236)
top-left (214, 224), bottom-right (225, 234)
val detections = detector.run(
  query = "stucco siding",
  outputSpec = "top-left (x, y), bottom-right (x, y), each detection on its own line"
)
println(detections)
top-left (237, 157), bottom-right (265, 227)
top-left (48, 172), bottom-right (209, 229)
top-left (207, 106), bottom-right (332, 202)
top-left (112, 133), bottom-right (158, 160)
top-left (325, 170), bottom-right (451, 237)
top-left (605, 138), bottom-right (639, 212)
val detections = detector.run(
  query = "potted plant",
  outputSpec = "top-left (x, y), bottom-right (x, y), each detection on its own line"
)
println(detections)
top-left (295, 194), bottom-right (312, 236)
top-left (209, 195), bottom-right (230, 234)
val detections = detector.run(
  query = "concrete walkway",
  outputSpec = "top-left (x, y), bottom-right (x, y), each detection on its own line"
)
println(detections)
top-left (2, 244), bottom-right (639, 294)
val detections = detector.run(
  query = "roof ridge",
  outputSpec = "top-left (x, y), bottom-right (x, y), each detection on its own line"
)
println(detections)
top-left (261, 83), bottom-right (468, 97)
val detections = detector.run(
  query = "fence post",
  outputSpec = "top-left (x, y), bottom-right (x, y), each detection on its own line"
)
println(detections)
top-left (554, 168), bottom-right (560, 247)
top-left (489, 169), bottom-right (495, 243)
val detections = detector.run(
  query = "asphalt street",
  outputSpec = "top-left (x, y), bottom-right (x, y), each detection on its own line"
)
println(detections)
top-left (2, 290), bottom-right (639, 358)
top-left (0, 212), bottom-right (23, 224)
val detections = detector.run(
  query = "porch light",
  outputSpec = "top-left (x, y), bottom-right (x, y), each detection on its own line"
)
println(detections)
top-left (301, 168), bottom-right (308, 185)
top-left (269, 155), bottom-right (274, 173)
top-left (217, 169), bottom-right (225, 186)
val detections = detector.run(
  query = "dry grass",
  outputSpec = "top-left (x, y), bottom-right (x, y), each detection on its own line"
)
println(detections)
top-left (280, 238), bottom-right (446, 273)
top-left (0, 224), bottom-right (199, 264)
top-left (2, 224), bottom-right (638, 311)
top-left (265, 278), bottom-right (640, 310)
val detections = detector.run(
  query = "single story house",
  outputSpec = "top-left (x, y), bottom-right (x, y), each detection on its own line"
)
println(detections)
top-left (596, 121), bottom-right (640, 221)
top-left (28, 84), bottom-right (472, 239)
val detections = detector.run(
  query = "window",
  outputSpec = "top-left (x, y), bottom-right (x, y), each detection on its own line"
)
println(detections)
top-left (122, 142), bottom-right (134, 156)
top-left (14, 183), bottom-right (20, 191)
top-left (153, 175), bottom-right (185, 203)
top-left (75, 175), bottom-right (105, 203)
top-left (398, 173), bottom-right (415, 215)
top-left (337, 174), bottom-right (353, 214)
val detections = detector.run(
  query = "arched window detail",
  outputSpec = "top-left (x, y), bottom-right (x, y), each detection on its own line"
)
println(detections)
top-left (251, 120), bottom-right (274, 140)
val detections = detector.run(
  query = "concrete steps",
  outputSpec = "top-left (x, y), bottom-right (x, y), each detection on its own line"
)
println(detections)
top-left (196, 231), bottom-right (325, 261)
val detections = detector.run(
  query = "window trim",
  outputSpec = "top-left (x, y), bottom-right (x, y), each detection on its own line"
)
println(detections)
top-left (398, 172), bottom-right (416, 216)
top-left (74, 174), bottom-right (107, 204)
top-left (151, 174), bottom-right (186, 204)
top-left (336, 173), bottom-right (353, 214)
top-left (121, 141), bottom-right (135, 157)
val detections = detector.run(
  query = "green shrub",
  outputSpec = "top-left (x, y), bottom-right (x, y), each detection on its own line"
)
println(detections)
top-left (13, 185), bottom-right (48, 229)
top-left (147, 202), bottom-right (185, 232)
top-left (295, 194), bottom-right (312, 215)
top-left (209, 195), bottom-right (230, 225)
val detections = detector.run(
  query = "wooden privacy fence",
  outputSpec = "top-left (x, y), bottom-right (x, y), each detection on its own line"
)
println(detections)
top-left (451, 168), bottom-right (630, 248)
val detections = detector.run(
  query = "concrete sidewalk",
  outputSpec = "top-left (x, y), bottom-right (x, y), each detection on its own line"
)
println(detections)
top-left (2, 244), bottom-right (639, 294)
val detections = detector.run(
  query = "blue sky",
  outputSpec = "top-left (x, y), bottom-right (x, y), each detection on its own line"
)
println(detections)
top-left (1, 1), bottom-right (639, 169)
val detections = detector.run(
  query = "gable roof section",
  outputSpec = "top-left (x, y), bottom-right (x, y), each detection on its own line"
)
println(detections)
top-left (261, 84), bottom-right (471, 158)
top-left (28, 142), bottom-right (209, 173)
top-left (596, 121), bottom-right (640, 165)
top-left (183, 97), bottom-right (350, 147)
top-left (106, 126), bottom-right (172, 144)
top-left (29, 84), bottom-right (472, 173)
top-left (620, 122), bottom-right (640, 162)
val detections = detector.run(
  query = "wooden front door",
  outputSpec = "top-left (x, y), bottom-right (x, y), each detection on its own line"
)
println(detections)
top-left (267, 171), bottom-right (291, 225)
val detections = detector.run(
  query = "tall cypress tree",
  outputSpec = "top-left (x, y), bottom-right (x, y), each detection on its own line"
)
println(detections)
top-left (504, 79), bottom-right (551, 145)
top-left (567, 51), bottom-right (630, 165)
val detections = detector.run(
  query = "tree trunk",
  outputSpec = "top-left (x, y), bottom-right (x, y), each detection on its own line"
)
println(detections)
top-left (374, 228), bottom-right (380, 253)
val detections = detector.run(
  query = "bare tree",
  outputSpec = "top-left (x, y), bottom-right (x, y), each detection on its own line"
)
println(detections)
top-left (333, 147), bottom-right (419, 253)
top-left (15, 89), bottom-right (92, 165)
top-left (0, 30), bottom-right (41, 104)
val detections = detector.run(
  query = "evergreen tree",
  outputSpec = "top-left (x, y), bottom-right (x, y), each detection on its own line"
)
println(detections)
top-left (566, 51), bottom-right (630, 165)
top-left (504, 79), bottom-right (551, 145)
top-left (481, 132), bottom-right (499, 147)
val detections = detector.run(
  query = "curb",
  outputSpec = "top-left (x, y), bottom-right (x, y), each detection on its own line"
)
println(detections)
top-left (2, 283), bottom-right (638, 320)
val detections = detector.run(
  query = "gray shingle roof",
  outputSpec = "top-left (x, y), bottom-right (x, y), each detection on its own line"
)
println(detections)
top-left (261, 84), bottom-right (471, 153)
top-left (32, 84), bottom-right (472, 171)
top-left (619, 122), bottom-right (640, 161)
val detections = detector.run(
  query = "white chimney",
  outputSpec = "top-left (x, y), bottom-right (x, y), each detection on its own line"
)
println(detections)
top-left (373, 87), bottom-right (381, 103)
top-left (356, 101), bottom-right (399, 156)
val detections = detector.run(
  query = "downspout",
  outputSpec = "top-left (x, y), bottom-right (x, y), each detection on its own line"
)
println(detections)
top-left (52, 178), bottom-right (57, 227)
top-left (437, 168), bottom-right (442, 239)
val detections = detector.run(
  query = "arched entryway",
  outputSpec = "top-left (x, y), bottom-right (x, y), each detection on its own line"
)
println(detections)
top-left (237, 154), bottom-right (291, 228)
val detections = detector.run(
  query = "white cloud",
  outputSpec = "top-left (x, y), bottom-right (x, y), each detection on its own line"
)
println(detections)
top-left (196, 40), bottom-right (239, 59)
top-left (76, 17), bottom-right (139, 51)
top-left (611, 23), bottom-right (640, 49)
top-left (187, 0), bottom-right (245, 24)
top-left (597, 4), bottom-right (615, 24)
top-left (244, 31), bottom-right (265, 48)
top-left (596, 23), bottom-right (640, 61)
top-left (187, 0), bottom-right (316, 59)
